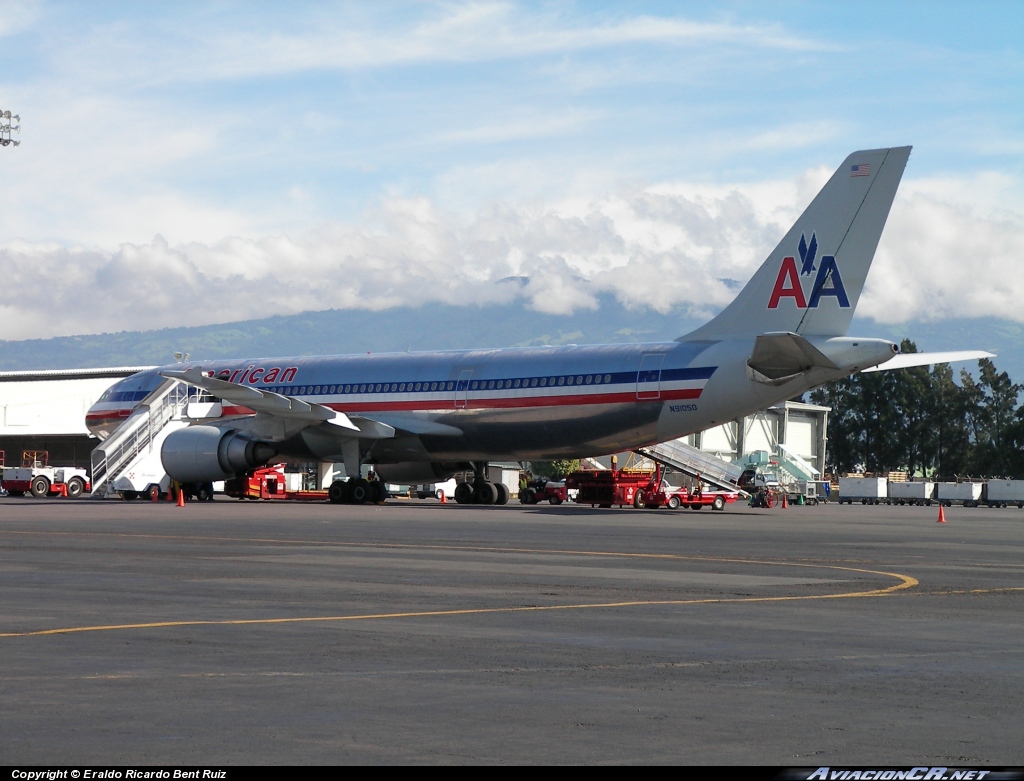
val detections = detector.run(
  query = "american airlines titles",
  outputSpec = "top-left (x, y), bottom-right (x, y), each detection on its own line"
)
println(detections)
top-left (214, 365), bottom-right (298, 385)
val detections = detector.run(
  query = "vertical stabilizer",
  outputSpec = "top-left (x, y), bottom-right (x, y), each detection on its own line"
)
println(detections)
top-left (681, 146), bottom-right (911, 341)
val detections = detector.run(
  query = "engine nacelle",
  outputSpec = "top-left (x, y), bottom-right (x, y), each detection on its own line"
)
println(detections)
top-left (372, 462), bottom-right (465, 485)
top-left (161, 425), bottom-right (278, 483)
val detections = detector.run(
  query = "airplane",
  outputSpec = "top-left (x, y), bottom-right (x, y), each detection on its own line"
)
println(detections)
top-left (86, 145), bottom-right (992, 504)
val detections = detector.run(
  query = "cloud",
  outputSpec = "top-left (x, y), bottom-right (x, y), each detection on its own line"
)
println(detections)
top-left (860, 190), bottom-right (1024, 325)
top-left (50, 3), bottom-right (825, 88)
top-left (0, 164), bottom-right (1022, 341)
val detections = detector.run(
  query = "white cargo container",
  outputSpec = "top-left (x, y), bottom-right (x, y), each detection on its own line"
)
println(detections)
top-left (936, 482), bottom-right (984, 506)
top-left (982, 480), bottom-right (1024, 508)
top-left (838, 477), bottom-right (888, 505)
top-left (888, 481), bottom-right (935, 506)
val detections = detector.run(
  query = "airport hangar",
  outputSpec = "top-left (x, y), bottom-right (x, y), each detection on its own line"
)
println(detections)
top-left (0, 367), bottom-right (830, 478)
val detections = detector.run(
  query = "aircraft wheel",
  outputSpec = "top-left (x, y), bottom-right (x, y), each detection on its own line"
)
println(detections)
top-left (454, 482), bottom-right (474, 504)
top-left (329, 479), bottom-right (350, 503)
top-left (350, 478), bottom-right (373, 504)
top-left (520, 488), bottom-right (536, 505)
top-left (31, 476), bottom-right (50, 498)
top-left (474, 482), bottom-right (498, 505)
top-left (712, 496), bottom-right (726, 511)
top-left (494, 483), bottom-right (509, 505)
top-left (196, 483), bottom-right (214, 502)
top-left (66, 477), bottom-right (86, 498)
top-left (667, 496), bottom-right (680, 510)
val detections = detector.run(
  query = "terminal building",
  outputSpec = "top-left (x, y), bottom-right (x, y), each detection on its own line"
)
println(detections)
top-left (0, 368), bottom-right (151, 469)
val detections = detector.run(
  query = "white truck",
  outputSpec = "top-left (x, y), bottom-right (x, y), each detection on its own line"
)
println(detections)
top-left (1, 451), bottom-right (90, 498)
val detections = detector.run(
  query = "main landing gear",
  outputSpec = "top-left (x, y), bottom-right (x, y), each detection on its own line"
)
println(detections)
top-left (328, 477), bottom-right (388, 505)
top-left (453, 462), bottom-right (509, 505)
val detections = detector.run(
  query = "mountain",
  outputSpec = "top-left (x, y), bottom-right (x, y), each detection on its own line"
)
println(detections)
top-left (0, 297), bottom-right (1017, 382)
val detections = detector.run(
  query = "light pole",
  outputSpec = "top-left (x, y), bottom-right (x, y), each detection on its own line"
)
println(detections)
top-left (0, 110), bottom-right (20, 147)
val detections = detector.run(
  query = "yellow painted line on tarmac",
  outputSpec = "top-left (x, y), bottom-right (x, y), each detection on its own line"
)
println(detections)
top-left (1, 564), bottom-right (918, 638)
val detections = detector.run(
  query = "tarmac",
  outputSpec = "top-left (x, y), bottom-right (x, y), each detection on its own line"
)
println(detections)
top-left (1, 496), bottom-right (1022, 765)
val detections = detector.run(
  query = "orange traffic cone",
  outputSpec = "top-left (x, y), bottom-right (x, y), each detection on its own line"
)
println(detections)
top-left (439, 491), bottom-right (446, 504)
top-left (937, 505), bottom-right (946, 523)
top-left (782, 492), bottom-right (788, 509)
top-left (176, 485), bottom-right (185, 507)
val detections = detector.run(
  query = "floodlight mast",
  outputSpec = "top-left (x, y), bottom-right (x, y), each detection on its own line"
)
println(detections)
top-left (0, 110), bottom-right (20, 147)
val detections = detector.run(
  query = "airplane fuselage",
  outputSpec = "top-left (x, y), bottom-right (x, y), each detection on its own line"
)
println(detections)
top-left (86, 336), bottom-right (874, 466)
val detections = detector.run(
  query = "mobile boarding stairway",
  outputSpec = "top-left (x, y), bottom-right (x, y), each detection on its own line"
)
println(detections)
top-left (635, 439), bottom-right (822, 500)
top-left (635, 439), bottom-right (747, 494)
top-left (90, 379), bottom-right (194, 498)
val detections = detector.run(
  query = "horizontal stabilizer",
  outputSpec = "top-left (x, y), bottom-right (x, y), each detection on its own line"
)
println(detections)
top-left (861, 350), bottom-right (995, 373)
top-left (747, 332), bottom-right (839, 386)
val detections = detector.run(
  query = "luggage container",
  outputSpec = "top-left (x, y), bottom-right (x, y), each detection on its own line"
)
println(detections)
top-left (936, 481), bottom-right (984, 507)
top-left (982, 480), bottom-right (1024, 508)
top-left (888, 481), bottom-right (935, 506)
top-left (837, 477), bottom-right (887, 505)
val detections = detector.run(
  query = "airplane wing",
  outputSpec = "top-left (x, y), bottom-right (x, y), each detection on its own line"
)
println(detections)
top-left (161, 367), bottom-right (364, 431)
top-left (160, 368), bottom-right (463, 438)
top-left (860, 350), bottom-right (995, 373)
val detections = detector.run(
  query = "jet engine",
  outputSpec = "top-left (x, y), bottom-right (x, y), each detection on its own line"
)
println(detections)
top-left (161, 425), bottom-right (278, 483)
top-left (372, 462), bottom-right (466, 485)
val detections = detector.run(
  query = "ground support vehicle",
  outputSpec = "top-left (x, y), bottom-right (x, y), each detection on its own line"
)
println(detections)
top-left (519, 478), bottom-right (572, 505)
top-left (888, 481), bottom-right (935, 506)
top-left (982, 480), bottom-right (1024, 508)
top-left (779, 480), bottom-right (822, 506)
top-left (0, 451), bottom-right (90, 498)
top-left (565, 468), bottom-right (656, 508)
top-left (837, 477), bottom-right (888, 505)
top-left (414, 478), bottom-right (456, 500)
top-left (936, 481), bottom-right (984, 507)
top-left (225, 465), bottom-right (362, 502)
top-left (644, 487), bottom-right (740, 511)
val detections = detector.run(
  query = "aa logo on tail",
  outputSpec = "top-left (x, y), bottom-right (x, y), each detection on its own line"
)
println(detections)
top-left (767, 233), bottom-right (850, 309)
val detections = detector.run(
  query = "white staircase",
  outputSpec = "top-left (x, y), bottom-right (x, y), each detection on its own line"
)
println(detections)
top-left (90, 379), bottom-right (191, 496)
top-left (635, 439), bottom-right (746, 493)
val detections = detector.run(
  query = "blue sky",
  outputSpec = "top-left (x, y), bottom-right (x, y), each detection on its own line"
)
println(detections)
top-left (0, 1), bottom-right (1021, 338)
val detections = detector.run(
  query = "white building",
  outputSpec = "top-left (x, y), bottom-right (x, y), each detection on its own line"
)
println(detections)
top-left (0, 368), bottom-right (150, 468)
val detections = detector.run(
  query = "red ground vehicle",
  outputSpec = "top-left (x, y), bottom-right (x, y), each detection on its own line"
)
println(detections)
top-left (567, 463), bottom-right (740, 511)
top-left (565, 467), bottom-right (657, 508)
top-left (639, 485), bottom-right (740, 511)
top-left (519, 477), bottom-right (571, 505)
